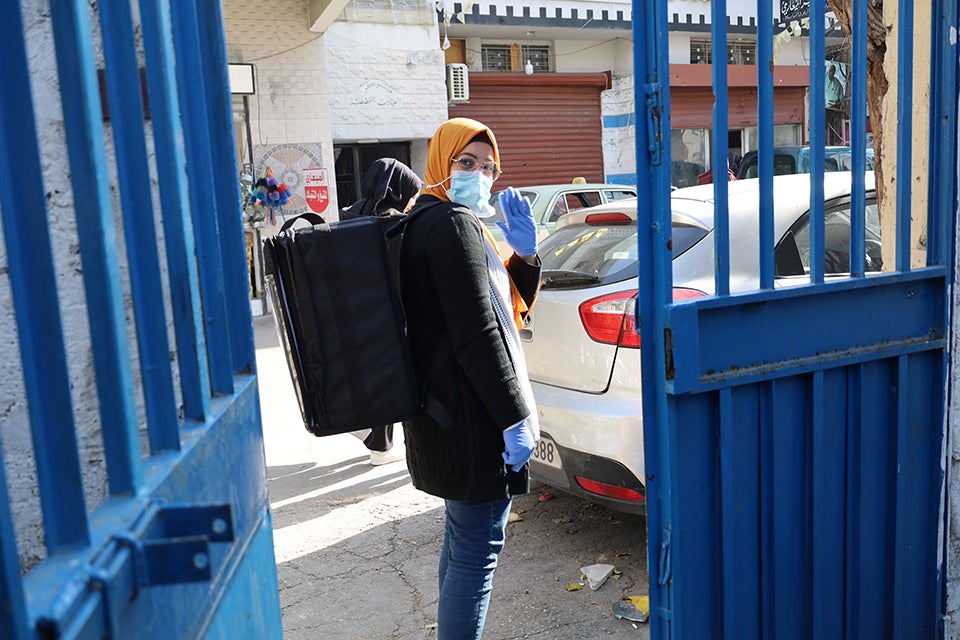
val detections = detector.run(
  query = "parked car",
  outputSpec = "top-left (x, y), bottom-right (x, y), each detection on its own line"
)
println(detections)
top-left (484, 183), bottom-right (636, 254)
top-left (523, 172), bottom-right (879, 513)
top-left (736, 145), bottom-right (875, 180)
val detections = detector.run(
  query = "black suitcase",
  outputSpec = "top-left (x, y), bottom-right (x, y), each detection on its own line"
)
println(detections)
top-left (263, 212), bottom-right (420, 437)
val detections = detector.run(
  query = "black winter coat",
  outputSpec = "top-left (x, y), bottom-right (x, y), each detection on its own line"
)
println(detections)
top-left (399, 196), bottom-right (541, 503)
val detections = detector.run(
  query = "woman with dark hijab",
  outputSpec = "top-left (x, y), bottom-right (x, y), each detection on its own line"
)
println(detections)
top-left (341, 158), bottom-right (422, 464)
top-left (341, 157), bottom-right (422, 220)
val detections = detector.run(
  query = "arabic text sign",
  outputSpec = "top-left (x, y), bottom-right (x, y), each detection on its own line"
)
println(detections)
top-left (304, 168), bottom-right (329, 214)
top-left (781, 0), bottom-right (809, 21)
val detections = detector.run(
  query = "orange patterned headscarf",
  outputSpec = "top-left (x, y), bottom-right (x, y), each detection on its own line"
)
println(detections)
top-left (422, 118), bottom-right (527, 329)
top-left (422, 118), bottom-right (501, 201)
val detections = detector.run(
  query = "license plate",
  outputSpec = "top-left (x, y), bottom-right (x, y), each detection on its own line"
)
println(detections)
top-left (532, 435), bottom-right (563, 470)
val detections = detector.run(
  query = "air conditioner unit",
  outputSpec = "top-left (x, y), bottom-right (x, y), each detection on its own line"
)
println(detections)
top-left (446, 63), bottom-right (469, 103)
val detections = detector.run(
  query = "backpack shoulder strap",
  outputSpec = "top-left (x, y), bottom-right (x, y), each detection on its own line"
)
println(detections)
top-left (384, 200), bottom-right (447, 239)
top-left (279, 212), bottom-right (326, 232)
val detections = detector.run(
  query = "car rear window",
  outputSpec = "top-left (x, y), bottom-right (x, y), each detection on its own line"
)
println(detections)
top-left (539, 218), bottom-right (710, 288)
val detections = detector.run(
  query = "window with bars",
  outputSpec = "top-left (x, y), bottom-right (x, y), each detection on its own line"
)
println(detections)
top-left (727, 41), bottom-right (756, 65)
top-left (481, 44), bottom-right (552, 72)
top-left (690, 39), bottom-right (756, 65)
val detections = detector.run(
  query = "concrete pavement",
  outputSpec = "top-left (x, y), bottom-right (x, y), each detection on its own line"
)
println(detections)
top-left (254, 314), bottom-right (651, 639)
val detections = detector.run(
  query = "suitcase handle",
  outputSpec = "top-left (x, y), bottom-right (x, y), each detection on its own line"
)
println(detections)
top-left (279, 212), bottom-right (327, 232)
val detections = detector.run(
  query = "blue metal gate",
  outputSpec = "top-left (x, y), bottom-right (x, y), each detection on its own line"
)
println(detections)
top-left (635, 0), bottom-right (957, 637)
top-left (0, 1), bottom-right (282, 637)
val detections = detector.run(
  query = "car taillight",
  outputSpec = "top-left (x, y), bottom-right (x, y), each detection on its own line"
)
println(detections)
top-left (584, 212), bottom-right (633, 225)
top-left (579, 288), bottom-right (707, 348)
top-left (575, 476), bottom-right (646, 503)
top-left (579, 290), bottom-right (640, 347)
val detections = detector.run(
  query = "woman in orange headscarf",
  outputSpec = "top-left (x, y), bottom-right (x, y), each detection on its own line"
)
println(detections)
top-left (399, 117), bottom-right (541, 639)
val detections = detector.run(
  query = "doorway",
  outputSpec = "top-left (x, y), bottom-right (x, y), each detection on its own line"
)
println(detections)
top-left (334, 142), bottom-right (411, 209)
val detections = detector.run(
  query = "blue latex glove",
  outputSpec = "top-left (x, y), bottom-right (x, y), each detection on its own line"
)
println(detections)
top-left (502, 418), bottom-right (536, 472)
top-left (495, 187), bottom-right (538, 256)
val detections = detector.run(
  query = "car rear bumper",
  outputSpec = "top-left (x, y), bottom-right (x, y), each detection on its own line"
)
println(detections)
top-left (528, 380), bottom-right (646, 514)
top-left (531, 434), bottom-right (646, 514)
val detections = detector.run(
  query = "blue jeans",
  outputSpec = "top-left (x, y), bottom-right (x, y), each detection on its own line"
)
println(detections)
top-left (437, 497), bottom-right (512, 640)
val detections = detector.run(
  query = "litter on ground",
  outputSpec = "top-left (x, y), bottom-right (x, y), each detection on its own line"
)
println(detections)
top-left (612, 595), bottom-right (649, 623)
top-left (579, 563), bottom-right (615, 591)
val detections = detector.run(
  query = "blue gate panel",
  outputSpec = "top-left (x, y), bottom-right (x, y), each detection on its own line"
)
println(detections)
top-left (668, 358), bottom-right (941, 638)
top-left (201, 515), bottom-right (283, 640)
top-left (23, 378), bottom-right (271, 638)
top-left (1, 0), bottom-right (282, 636)
top-left (669, 271), bottom-right (946, 394)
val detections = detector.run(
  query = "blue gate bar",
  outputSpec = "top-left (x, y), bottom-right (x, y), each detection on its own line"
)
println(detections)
top-left (170, 1), bottom-right (235, 396)
top-left (756, 0), bottom-right (774, 288)
top-left (810, 369), bottom-right (845, 639)
top-left (891, 353), bottom-right (938, 636)
top-left (718, 386), bottom-right (762, 638)
top-left (849, 0), bottom-right (868, 277)
top-left (197, 1), bottom-right (256, 375)
top-left (711, 0), bottom-right (730, 296)
top-left (844, 364), bottom-right (863, 639)
top-left (808, 0), bottom-right (826, 284)
top-left (858, 360), bottom-right (894, 638)
top-left (48, 0), bottom-right (143, 496)
top-left (895, 0), bottom-right (914, 272)
top-left (633, 0), bottom-right (674, 635)
top-left (0, 0), bottom-right (89, 551)
top-left (0, 443), bottom-right (28, 639)
top-left (758, 380), bottom-right (775, 639)
top-left (139, 0), bottom-right (212, 423)
top-left (98, 0), bottom-right (180, 454)
top-left (926, 0), bottom-right (958, 267)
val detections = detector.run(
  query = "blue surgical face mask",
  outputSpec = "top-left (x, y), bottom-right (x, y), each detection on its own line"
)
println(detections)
top-left (446, 170), bottom-right (495, 217)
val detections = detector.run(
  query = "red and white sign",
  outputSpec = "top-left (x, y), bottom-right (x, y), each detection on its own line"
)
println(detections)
top-left (304, 167), bottom-right (330, 214)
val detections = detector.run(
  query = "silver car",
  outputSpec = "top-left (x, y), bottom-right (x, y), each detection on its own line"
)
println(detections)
top-left (524, 172), bottom-right (879, 513)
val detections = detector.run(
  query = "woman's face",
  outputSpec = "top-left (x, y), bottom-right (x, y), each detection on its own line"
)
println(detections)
top-left (451, 141), bottom-right (496, 176)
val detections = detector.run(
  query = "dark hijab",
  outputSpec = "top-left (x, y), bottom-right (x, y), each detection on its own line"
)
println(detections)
top-left (341, 158), bottom-right (422, 218)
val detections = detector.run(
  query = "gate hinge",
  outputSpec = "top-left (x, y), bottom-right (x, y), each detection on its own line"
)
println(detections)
top-left (37, 502), bottom-right (234, 639)
top-left (644, 82), bottom-right (664, 166)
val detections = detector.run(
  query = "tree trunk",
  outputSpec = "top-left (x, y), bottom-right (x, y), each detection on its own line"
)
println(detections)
top-left (825, 0), bottom-right (888, 207)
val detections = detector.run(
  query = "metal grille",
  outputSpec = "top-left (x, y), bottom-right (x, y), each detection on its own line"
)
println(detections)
top-left (481, 45), bottom-right (512, 71)
top-left (690, 38), bottom-right (756, 65)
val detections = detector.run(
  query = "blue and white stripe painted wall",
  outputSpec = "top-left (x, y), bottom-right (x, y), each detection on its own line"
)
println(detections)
top-left (602, 74), bottom-right (638, 186)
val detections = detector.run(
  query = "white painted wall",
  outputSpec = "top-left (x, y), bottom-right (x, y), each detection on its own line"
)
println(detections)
top-left (223, 0), bottom-right (340, 222)
top-left (324, 21), bottom-right (448, 144)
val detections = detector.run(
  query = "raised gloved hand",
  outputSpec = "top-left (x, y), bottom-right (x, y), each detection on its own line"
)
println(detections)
top-left (502, 418), bottom-right (537, 472)
top-left (495, 187), bottom-right (538, 257)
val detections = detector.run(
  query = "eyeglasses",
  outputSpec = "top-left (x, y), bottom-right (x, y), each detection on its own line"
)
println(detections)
top-left (451, 156), bottom-right (501, 180)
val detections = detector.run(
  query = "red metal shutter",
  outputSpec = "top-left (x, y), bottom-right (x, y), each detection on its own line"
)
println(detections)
top-left (670, 87), bottom-right (805, 129)
top-left (449, 72), bottom-right (609, 186)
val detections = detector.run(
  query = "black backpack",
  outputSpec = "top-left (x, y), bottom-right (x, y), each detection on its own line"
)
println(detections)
top-left (263, 205), bottom-right (448, 437)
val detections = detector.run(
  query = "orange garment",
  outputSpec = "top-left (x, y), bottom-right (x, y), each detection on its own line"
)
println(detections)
top-left (424, 118), bottom-right (526, 329)
top-left (480, 225), bottom-right (530, 330)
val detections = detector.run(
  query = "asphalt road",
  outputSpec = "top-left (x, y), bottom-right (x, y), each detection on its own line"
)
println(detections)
top-left (254, 314), bottom-right (651, 639)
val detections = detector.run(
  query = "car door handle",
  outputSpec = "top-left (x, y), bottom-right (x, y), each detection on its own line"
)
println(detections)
top-left (519, 329), bottom-right (533, 341)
